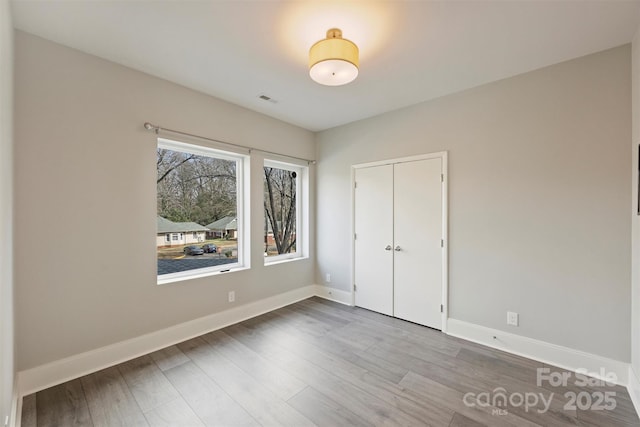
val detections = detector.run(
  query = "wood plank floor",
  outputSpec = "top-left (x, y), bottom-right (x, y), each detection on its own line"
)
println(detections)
top-left (21, 297), bottom-right (640, 427)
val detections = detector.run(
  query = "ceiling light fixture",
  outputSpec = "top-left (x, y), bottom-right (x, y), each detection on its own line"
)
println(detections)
top-left (309, 28), bottom-right (359, 86)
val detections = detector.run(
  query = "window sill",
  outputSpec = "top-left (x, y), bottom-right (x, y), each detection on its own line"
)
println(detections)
top-left (157, 265), bottom-right (250, 286)
top-left (264, 256), bottom-right (309, 267)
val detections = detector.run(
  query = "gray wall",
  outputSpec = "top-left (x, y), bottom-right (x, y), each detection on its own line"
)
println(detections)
top-left (13, 27), bottom-right (633, 374)
top-left (316, 46), bottom-right (631, 361)
top-left (14, 31), bottom-right (316, 371)
top-left (0, 0), bottom-right (14, 422)
top-left (632, 28), bottom-right (640, 383)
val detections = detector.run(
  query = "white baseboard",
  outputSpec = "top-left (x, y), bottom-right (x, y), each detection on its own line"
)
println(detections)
top-left (17, 285), bottom-right (316, 397)
top-left (447, 318), bottom-right (629, 386)
top-left (629, 366), bottom-right (640, 417)
top-left (313, 284), bottom-right (353, 306)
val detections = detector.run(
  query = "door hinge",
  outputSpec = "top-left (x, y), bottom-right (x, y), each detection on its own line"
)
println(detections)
top-left (441, 239), bottom-right (444, 247)
top-left (354, 233), bottom-right (357, 240)
top-left (440, 304), bottom-right (444, 313)
top-left (354, 182), bottom-right (358, 189)
top-left (354, 284), bottom-right (357, 292)
top-left (441, 174), bottom-right (444, 182)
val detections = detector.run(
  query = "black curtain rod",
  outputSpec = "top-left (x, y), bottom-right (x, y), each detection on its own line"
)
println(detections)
top-left (144, 122), bottom-right (316, 165)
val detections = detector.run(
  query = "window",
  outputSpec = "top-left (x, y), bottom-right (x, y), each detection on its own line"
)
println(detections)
top-left (165, 234), bottom-right (170, 243)
top-left (157, 138), bottom-right (247, 283)
top-left (263, 159), bottom-right (307, 263)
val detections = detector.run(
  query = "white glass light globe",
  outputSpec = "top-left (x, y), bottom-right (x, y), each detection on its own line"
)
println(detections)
top-left (309, 59), bottom-right (359, 86)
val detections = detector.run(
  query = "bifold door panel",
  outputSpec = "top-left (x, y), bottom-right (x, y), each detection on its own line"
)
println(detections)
top-left (393, 159), bottom-right (443, 329)
top-left (354, 157), bottom-right (443, 329)
top-left (353, 164), bottom-right (394, 316)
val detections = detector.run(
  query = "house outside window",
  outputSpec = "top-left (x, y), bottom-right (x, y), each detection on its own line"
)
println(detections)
top-left (157, 138), bottom-right (248, 283)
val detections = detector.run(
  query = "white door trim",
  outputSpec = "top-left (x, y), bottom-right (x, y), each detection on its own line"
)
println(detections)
top-left (351, 151), bottom-right (449, 332)
top-left (441, 152), bottom-right (449, 333)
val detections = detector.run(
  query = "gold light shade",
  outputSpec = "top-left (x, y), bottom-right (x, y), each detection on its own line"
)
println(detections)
top-left (309, 28), bottom-right (359, 86)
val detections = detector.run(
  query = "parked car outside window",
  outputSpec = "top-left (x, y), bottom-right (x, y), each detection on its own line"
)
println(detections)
top-left (201, 243), bottom-right (217, 253)
top-left (183, 245), bottom-right (204, 256)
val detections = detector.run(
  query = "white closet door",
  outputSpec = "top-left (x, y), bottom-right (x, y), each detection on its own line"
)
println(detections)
top-left (393, 159), bottom-right (443, 329)
top-left (354, 165), bottom-right (394, 315)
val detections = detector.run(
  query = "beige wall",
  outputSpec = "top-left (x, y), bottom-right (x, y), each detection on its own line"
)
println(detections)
top-left (14, 31), bottom-right (316, 370)
top-left (0, 0), bottom-right (14, 422)
top-left (316, 46), bottom-right (631, 361)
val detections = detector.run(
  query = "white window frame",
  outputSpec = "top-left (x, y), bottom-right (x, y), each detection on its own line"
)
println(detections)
top-left (263, 159), bottom-right (308, 265)
top-left (157, 138), bottom-right (250, 284)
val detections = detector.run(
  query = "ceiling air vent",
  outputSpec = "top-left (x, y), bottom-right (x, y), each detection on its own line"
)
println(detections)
top-left (258, 94), bottom-right (278, 104)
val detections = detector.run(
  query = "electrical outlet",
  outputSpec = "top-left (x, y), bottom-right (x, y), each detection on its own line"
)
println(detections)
top-left (507, 311), bottom-right (519, 326)
top-left (326, 273), bottom-right (331, 283)
top-left (228, 291), bottom-right (235, 303)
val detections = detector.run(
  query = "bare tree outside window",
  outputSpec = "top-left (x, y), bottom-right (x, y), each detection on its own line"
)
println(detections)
top-left (157, 148), bottom-right (236, 225)
top-left (264, 165), bottom-right (297, 257)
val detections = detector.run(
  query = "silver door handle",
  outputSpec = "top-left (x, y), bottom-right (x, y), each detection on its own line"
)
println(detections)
top-left (394, 245), bottom-right (402, 251)
top-left (385, 245), bottom-right (392, 251)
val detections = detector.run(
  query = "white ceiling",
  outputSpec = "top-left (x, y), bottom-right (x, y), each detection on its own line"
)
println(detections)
top-left (11, 0), bottom-right (640, 131)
